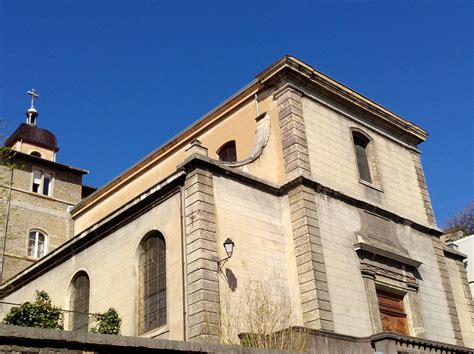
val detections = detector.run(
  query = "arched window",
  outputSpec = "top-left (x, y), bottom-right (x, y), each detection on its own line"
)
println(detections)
top-left (138, 231), bottom-right (166, 334)
top-left (27, 230), bottom-right (47, 258)
top-left (69, 272), bottom-right (90, 332)
top-left (30, 151), bottom-right (42, 158)
top-left (217, 140), bottom-right (237, 162)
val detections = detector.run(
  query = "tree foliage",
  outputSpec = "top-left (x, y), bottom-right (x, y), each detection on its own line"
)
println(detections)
top-left (3, 290), bottom-right (63, 329)
top-left (445, 201), bottom-right (474, 236)
top-left (91, 307), bottom-right (122, 335)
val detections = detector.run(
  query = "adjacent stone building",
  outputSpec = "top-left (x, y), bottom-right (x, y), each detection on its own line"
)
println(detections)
top-left (0, 57), bottom-right (472, 352)
top-left (0, 94), bottom-right (89, 281)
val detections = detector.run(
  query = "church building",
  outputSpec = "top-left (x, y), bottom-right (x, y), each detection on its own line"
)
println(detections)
top-left (0, 56), bottom-right (472, 352)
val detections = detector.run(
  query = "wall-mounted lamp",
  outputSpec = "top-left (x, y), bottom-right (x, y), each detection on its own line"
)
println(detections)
top-left (218, 238), bottom-right (235, 270)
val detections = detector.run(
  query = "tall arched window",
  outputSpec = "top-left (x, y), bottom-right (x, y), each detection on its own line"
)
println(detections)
top-left (217, 140), bottom-right (237, 162)
top-left (27, 230), bottom-right (47, 258)
top-left (69, 272), bottom-right (90, 332)
top-left (353, 132), bottom-right (372, 183)
top-left (138, 231), bottom-right (166, 334)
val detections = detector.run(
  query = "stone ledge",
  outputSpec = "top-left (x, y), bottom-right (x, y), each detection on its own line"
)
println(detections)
top-left (0, 324), bottom-right (300, 353)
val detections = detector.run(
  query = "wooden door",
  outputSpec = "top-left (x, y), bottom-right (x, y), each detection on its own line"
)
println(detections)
top-left (377, 289), bottom-right (409, 336)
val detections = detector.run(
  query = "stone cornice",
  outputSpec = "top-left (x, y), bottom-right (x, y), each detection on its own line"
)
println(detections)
top-left (0, 155), bottom-right (442, 297)
top-left (257, 55), bottom-right (428, 143)
top-left (182, 156), bottom-right (442, 236)
top-left (71, 81), bottom-right (261, 218)
top-left (71, 55), bottom-right (429, 221)
top-left (7, 150), bottom-right (88, 175)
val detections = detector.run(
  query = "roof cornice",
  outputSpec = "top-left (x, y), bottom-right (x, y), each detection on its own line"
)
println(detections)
top-left (73, 55), bottom-right (429, 216)
top-left (257, 55), bottom-right (428, 143)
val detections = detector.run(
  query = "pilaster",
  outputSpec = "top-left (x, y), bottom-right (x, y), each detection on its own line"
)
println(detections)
top-left (184, 167), bottom-right (220, 342)
top-left (361, 270), bottom-right (383, 334)
top-left (432, 238), bottom-right (464, 346)
top-left (455, 259), bottom-right (474, 328)
top-left (288, 184), bottom-right (334, 331)
top-left (275, 86), bottom-right (311, 181)
top-left (405, 288), bottom-right (426, 338)
top-left (275, 85), bottom-right (334, 330)
top-left (411, 152), bottom-right (436, 226)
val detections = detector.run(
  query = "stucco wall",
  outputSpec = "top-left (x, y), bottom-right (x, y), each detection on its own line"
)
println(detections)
top-left (316, 194), bottom-right (372, 337)
top-left (446, 257), bottom-right (474, 348)
top-left (73, 94), bottom-right (283, 235)
top-left (213, 176), bottom-right (302, 339)
top-left (0, 193), bottom-right (184, 340)
top-left (400, 229), bottom-right (456, 344)
top-left (302, 97), bottom-right (429, 227)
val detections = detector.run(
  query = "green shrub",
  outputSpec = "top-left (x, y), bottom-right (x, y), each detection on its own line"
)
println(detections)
top-left (3, 290), bottom-right (63, 329)
top-left (91, 307), bottom-right (121, 335)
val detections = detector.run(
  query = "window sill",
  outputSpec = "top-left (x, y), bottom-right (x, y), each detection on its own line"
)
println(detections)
top-left (11, 186), bottom-right (74, 206)
top-left (359, 179), bottom-right (383, 192)
top-left (140, 326), bottom-right (169, 338)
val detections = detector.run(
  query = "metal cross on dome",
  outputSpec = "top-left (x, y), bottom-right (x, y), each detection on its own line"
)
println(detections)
top-left (27, 88), bottom-right (39, 108)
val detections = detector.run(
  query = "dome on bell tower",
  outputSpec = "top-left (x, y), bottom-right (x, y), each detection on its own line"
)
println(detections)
top-left (5, 89), bottom-right (59, 161)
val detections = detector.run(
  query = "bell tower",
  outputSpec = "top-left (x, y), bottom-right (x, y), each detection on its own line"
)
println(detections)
top-left (0, 89), bottom-right (90, 283)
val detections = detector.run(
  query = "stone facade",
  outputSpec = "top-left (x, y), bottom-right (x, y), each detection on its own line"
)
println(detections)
top-left (0, 152), bottom-right (85, 282)
top-left (0, 56), bottom-right (472, 351)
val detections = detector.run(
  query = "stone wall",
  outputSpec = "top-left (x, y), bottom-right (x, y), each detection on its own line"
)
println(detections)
top-left (315, 194), bottom-right (373, 337)
top-left (0, 193), bottom-right (185, 340)
top-left (302, 96), bottom-right (431, 227)
top-left (1, 325), bottom-right (471, 354)
top-left (446, 256), bottom-right (474, 348)
top-left (0, 156), bottom-right (82, 282)
top-left (213, 174), bottom-right (301, 340)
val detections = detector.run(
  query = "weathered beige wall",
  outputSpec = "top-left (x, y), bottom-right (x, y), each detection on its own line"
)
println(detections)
top-left (400, 229), bottom-right (456, 344)
top-left (303, 97), bottom-right (429, 226)
top-left (13, 142), bottom-right (56, 161)
top-left (0, 193), bottom-right (184, 340)
top-left (74, 94), bottom-right (284, 236)
top-left (316, 191), bottom-right (460, 343)
top-left (200, 94), bottom-right (285, 185)
top-left (316, 194), bottom-right (372, 337)
top-left (213, 176), bottom-right (302, 340)
top-left (446, 257), bottom-right (474, 347)
top-left (11, 142), bottom-right (55, 161)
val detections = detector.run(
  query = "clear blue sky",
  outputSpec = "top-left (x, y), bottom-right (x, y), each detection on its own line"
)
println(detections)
top-left (1, 1), bottom-right (472, 228)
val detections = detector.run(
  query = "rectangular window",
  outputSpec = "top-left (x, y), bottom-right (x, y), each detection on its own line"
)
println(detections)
top-left (27, 231), bottom-right (47, 258)
top-left (32, 171), bottom-right (41, 193)
top-left (31, 170), bottom-right (53, 196)
top-left (43, 175), bottom-right (51, 195)
top-left (377, 289), bottom-right (409, 335)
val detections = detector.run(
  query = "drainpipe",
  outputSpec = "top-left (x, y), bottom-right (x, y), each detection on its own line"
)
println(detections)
top-left (0, 168), bottom-right (14, 282)
top-left (255, 93), bottom-right (259, 116)
top-left (180, 185), bottom-right (188, 341)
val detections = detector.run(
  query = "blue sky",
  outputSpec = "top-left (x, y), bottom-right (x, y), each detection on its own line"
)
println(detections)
top-left (0, 0), bottom-right (472, 227)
